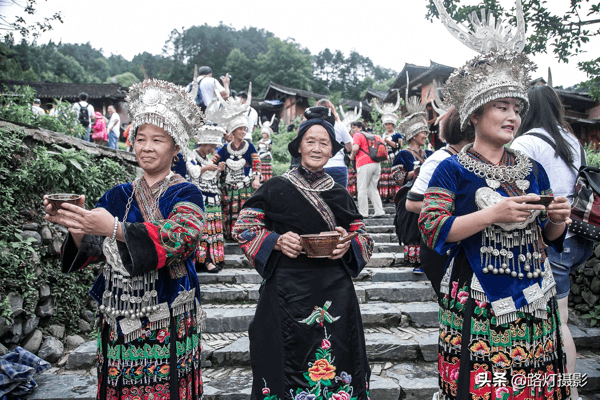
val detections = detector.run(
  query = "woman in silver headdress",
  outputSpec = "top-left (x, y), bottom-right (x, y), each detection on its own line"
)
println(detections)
top-left (45, 79), bottom-right (206, 399)
top-left (420, 2), bottom-right (572, 399)
top-left (373, 92), bottom-right (403, 202)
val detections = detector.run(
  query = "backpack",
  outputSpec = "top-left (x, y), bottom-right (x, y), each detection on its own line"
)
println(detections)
top-left (78, 102), bottom-right (90, 127)
top-left (359, 132), bottom-right (388, 162)
top-left (195, 77), bottom-right (207, 111)
top-left (525, 131), bottom-right (599, 240)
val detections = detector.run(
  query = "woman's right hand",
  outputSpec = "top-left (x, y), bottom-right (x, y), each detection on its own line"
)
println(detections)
top-left (274, 231), bottom-right (302, 258)
top-left (202, 163), bottom-right (218, 173)
top-left (487, 195), bottom-right (546, 225)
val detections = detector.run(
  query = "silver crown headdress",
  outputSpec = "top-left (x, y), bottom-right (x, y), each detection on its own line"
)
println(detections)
top-left (339, 103), bottom-right (362, 131)
top-left (127, 79), bottom-right (203, 154)
top-left (372, 91), bottom-right (401, 126)
top-left (213, 82), bottom-right (252, 133)
top-left (433, 0), bottom-right (535, 131)
top-left (258, 114), bottom-right (276, 136)
top-left (400, 72), bottom-right (430, 142)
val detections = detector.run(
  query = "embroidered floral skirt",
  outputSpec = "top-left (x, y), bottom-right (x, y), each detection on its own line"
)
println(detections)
top-left (438, 251), bottom-right (569, 400)
top-left (249, 258), bottom-right (371, 399)
top-left (221, 183), bottom-right (254, 240)
top-left (197, 194), bottom-right (225, 266)
top-left (347, 162), bottom-right (357, 198)
top-left (395, 192), bottom-right (421, 265)
top-left (260, 155), bottom-right (272, 182)
top-left (97, 311), bottom-right (203, 400)
top-left (378, 159), bottom-right (395, 202)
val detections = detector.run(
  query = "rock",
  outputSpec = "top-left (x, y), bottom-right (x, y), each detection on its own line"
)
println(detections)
top-left (80, 310), bottom-right (95, 324)
top-left (39, 284), bottom-right (51, 299)
top-left (365, 332), bottom-right (418, 361)
top-left (66, 335), bottom-right (86, 349)
top-left (571, 282), bottom-right (582, 296)
top-left (57, 354), bottom-right (68, 367)
top-left (40, 226), bottom-right (53, 244)
top-left (21, 329), bottom-right (43, 354)
top-left (576, 275), bottom-right (584, 284)
top-left (20, 230), bottom-right (42, 247)
top-left (8, 292), bottom-right (24, 318)
top-left (0, 316), bottom-right (10, 337)
top-left (583, 267), bottom-right (596, 277)
top-left (573, 295), bottom-right (583, 304)
top-left (594, 263), bottom-right (600, 277)
top-left (6, 317), bottom-right (23, 344)
top-left (31, 251), bottom-right (40, 266)
top-left (66, 341), bottom-right (97, 370)
top-left (34, 266), bottom-right (42, 277)
top-left (591, 276), bottom-right (600, 294)
top-left (88, 299), bottom-right (98, 309)
top-left (23, 315), bottom-right (40, 336)
top-left (594, 244), bottom-right (600, 259)
top-left (35, 297), bottom-right (55, 317)
top-left (0, 343), bottom-right (7, 356)
top-left (22, 222), bottom-right (39, 231)
top-left (77, 319), bottom-right (92, 334)
top-left (49, 236), bottom-right (62, 255)
top-left (26, 374), bottom-right (97, 400)
top-left (582, 291), bottom-right (599, 307)
top-left (48, 324), bottom-right (65, 339)
top-left (587, 257), bottom-right (600, 268)
top-left (38, 336), bottom-right (64, 363)
top-left (399, 314), bottom-right (409, 328)
top-left (575, 303), bottom-right (591, 313)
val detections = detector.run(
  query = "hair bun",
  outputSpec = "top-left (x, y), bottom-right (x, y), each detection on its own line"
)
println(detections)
top-left (304, 106), bottom-right (335, 126)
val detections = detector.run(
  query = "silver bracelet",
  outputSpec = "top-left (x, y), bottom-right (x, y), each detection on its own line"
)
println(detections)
top-left (110, 216), bottom-right (118, 240)
top-left (547, 217), bottom-right (564, 227)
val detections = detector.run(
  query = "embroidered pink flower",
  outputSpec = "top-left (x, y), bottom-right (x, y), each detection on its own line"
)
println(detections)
top-left (332, 391), bottom-right (351, 400)
top-left (457, 290), bottom-right (469, 304)
top-left (321, 339), bottom-right (331, 350)
top-left (262, 388), bottom-right (270, 395)
top-left (157, 329), bottom-right (170, 344)
top-left (451, 281), bottom-right (458, 298)
top-left (475, 300), bottom-right (487, 308)
top-left (495, 387), bottom-right (510, 400)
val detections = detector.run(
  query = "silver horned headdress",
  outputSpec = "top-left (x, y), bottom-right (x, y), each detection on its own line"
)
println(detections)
top-left (127, 79), bottom-right (203, 153)
top-left (400, 72), bottom-right (430, 142)
top-left (373, 91), bottom-right (401, 126)
top-left (339, 103), bottom-right (362, 131)
top-left (433, 0), bottom-right (535, 130)
top-left (193, 97), bottom-right (225, 146)
top-left (213, 82), bottom-right (252, 133)
top-left (258, 114), bottom-right (276, 136)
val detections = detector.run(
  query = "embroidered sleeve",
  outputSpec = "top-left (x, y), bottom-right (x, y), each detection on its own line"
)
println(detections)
top-left (419, 187), bottom-right (457, 255)
top-left (391, 164), bottom-right (406, 185)
top-left (344, 219), bottom-right (374, 277)
top-left (251, 153), bottom-right (262, 180)
top-left (232, 207), bottom-right (280, 279)
top-left (122, 201), bottom-right (204, 276)
top-left (61, 233), bottom-right (105, 273)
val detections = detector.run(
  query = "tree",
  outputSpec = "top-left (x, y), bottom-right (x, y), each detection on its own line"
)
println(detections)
top-left (106, 72), bottom-right (139, 88)
top-left (253, 37), bottom-right (313, 95)
top-left (1, 0), bottom-right (63, 44)
top-left (426, 0), bottom-right (600, 99)
top-left (224, 48), bottom-right (255, 95)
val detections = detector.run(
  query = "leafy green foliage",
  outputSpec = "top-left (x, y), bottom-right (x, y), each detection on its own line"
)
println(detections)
top-left (584, 143), bottom-right (600, 169)
top-left (0, 84), bottom-right (87, 139)
top-left (0, 125), bottom-right (135, 333)
top-left (581, 305), bottom-right (600, 327)
top-left (105, 71), bottom-right (139, 87)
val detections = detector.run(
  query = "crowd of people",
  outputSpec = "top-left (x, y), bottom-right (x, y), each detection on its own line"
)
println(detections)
top-left (38, 1), bottom-right (595, 399)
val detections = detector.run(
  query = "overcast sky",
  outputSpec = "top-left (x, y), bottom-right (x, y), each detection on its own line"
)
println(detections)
top-left (4, 0), bottom-right (600, 90)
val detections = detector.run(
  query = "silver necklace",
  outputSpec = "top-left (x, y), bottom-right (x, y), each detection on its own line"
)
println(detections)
top-left (227, 140), bottom-right (249, 158)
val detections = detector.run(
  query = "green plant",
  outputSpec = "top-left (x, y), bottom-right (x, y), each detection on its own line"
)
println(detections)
top-left (581, 305), bottom-right (600, 327)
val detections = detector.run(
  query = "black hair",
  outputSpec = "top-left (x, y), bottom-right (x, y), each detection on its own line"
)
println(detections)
top-left (238, 91), bottom-right (248, 100)
top-left (351, 121), bottom-right (364, 130)
top-left (198, 66), bottom-right (212, 75)
top-left (444, 107), bottom-right (474, 145)
top-left (79, 92), bottom-right (88, 101)
top-left (516, 85), bottom-right (574, 165)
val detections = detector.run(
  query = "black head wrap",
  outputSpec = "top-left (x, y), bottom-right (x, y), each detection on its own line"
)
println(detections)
top-left (288, 106), bottom-right (343, 159)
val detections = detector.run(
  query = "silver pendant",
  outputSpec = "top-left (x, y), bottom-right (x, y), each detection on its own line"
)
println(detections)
top-left (486, 179), bottom-right (500, 189)
top-left (516, 180), bottom-right (530, 191)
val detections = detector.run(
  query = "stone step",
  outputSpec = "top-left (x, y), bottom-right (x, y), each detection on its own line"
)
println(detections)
top-left (203, 301), bottom-right (440, 333)
top-left (368, 205), bottom-right (396, 214)
top-left (374, 242), bottom-right (403, 253)
top-left (221, 251), bottom-right (405, 269)
top-left (367, 224), bottom-right (395, 234)
top-left (364, 217), bottom-right (395, 226)
top-left (197, 267), bottom-right (429, 285)
top-left (199, 281), bottom-right (436, 305)
top-left (369, 232), bottom-right (398, 243)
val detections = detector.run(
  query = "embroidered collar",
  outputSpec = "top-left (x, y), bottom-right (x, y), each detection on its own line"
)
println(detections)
top-left (298, 165), bottom-right (325, 183)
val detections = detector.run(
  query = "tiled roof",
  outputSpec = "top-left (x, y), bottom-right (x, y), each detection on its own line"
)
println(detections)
top-left (0, 80), bottom-right (127, 99)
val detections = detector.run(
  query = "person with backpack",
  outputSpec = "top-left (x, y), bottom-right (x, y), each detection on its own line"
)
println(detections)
top-left (349, 120), bottom-right (387, 218)
top-left (187, 66), bottom-right (230, 112)
top-left (72, 92), bottom-right (95, 141)
top-left (392, 97), bottom-right (433, 272)
top-left (511, 84), bottom-right (591, 400)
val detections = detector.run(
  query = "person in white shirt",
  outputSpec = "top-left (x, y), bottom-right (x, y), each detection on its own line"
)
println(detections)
top-left (317, 99), bottom-right (353, 187)
top-left (191, 66), bottom-right (230, 112)
top-left (239, 91), bottom-right (257, 142)
top-left (106, 105), bottom-right (121, 150)
top-left (72, 93), bottom-right (96, 141)
top-left (31, 99), bottom-right (45, 115)
top-left (511, 85), bottom-right (592, 400)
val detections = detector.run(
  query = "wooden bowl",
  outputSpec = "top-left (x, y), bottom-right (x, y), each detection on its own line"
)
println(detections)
top-left (300, 231), bottom-right (359, 258)
top-left (527, 195), bottom-right (554, 206)
top-left (46, 193), bottom-right (82, 211)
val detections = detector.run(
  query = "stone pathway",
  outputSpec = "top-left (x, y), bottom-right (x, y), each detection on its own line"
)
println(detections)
top-left (30, 205), bottom-right (600, 399)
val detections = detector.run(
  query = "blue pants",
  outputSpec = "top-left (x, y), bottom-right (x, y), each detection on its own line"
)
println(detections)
top-left (324, 166), bottom-right (348, 188)
top-left (108, 131), bottom-right (118, 149)
top-left (85, 125), bottom-right (91, 142)
top-left (546, 235), bottom-right (593, 299)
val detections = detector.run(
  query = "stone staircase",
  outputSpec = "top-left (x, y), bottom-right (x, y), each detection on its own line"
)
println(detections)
top-left (29, 205), bottom-right (600, 399)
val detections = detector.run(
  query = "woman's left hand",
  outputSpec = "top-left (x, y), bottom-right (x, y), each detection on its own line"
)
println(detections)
top-left (49, 203), bottom-right (115, 237)
top-left (252, 176), bottom-right (260, 190)
top-left (329, 226), bottom-right (352, 260)
top-left (547, 196), bottom-right (572, 225)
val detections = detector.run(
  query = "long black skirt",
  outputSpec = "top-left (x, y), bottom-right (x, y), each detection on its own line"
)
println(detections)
top-left (249, 255), bottom-right (371, 399)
